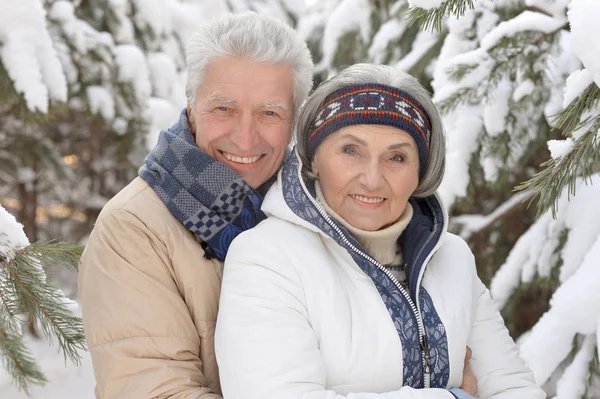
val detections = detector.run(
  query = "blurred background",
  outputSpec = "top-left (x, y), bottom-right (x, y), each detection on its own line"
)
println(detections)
top-left (1, 0), bottom-right (599, 397)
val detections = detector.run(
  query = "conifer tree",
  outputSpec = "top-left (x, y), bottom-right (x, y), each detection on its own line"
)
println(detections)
top-left (410, 0), bottom-right (600, 395)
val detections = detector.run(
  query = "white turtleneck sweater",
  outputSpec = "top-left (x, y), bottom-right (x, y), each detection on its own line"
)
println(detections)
top-left (315, 181), bottom-right (413, 283)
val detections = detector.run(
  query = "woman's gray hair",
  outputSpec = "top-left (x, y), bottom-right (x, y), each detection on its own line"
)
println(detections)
top-left (296, 64), bottom-right (446, 198)
top-left (185, 12), bottom-right (313, 114)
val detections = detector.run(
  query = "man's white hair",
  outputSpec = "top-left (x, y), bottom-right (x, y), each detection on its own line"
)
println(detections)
top-left (185, 12), bottom-right (313, 114)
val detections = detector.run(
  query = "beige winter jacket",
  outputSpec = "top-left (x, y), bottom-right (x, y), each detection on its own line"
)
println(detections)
top-left (78, 177), bottom-right (223, 399)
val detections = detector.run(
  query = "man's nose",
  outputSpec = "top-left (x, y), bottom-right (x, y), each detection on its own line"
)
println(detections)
top-left (230, 112), bottom-right (260, 151)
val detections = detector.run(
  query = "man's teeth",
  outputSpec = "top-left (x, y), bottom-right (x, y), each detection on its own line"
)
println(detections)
top-left (223, 153), bottom-right (261, 164)
top-left (351, 195), bottom-right (385, 204)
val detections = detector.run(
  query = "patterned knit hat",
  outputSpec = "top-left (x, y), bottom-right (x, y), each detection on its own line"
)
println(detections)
top-left (306, 83), bottom-right (432, 177)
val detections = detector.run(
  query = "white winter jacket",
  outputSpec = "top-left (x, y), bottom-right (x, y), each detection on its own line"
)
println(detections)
top-left (215, 151), bottom-right (545, 399)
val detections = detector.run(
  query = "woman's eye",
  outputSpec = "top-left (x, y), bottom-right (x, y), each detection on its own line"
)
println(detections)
top-left (391, 154), bottom-right (406, 162)
top-left (343, 146), bottom-right (358, 155)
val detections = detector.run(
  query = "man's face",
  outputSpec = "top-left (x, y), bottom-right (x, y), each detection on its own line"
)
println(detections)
top-left (188, 56), bottom-right (295, 189)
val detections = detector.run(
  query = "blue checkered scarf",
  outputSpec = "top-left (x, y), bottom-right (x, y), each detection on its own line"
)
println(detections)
top-left (139, 110), bottom-right (266, 261)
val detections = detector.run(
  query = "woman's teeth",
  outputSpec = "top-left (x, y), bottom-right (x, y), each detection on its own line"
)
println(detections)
top-left (351, 195), bottom-right (385, 204)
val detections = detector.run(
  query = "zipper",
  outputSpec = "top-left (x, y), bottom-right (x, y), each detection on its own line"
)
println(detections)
top-left (297, 173), bottom-right (432, 387)
top-left (421, 335), bottom-right (431, 388)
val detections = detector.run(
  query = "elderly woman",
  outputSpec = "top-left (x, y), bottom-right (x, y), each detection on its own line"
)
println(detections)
top-left (215, 64), bottom-right (545, 399)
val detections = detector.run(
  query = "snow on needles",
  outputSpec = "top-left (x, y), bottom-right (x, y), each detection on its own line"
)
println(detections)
top-left (0, 205), bottom-right (30, 263)
top-left (319, 0), bottom-right (373, 72)
top-left (554, 335), bottom-right (596, 399)
top-left (490, 175), bottom-right (600, 385)
top-left (0, 0), bottom-right (67, 113)
top-left (568, 0), bottom-right (600, 88)
top-left (407, 0), bottom-right (446, 10)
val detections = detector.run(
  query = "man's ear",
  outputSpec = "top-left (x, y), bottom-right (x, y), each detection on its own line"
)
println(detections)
top-left (186, 104), bottom-right (196, 135)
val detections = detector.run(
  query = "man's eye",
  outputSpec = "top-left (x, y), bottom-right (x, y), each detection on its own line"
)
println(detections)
top-left (216, 106), bottom-right (230, 112)
top-left (264, 110), bottom-right (277, 116)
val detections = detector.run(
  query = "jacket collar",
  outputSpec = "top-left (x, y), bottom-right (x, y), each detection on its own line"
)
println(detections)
top-left (264, 148), bottom-right (448, 297)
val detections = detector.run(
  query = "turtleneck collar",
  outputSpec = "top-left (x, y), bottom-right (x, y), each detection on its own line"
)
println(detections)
top-left (315, 181), bottom-right (413, 266)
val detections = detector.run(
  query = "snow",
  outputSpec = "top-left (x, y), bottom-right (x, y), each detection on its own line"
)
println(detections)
top-left (48, 0), bottom-right (75, 21)
top-left (0, 0), bottom-right (68, 113)
top-left (368, 19), bottom-right (406, 64)
top-left (113, 44), bottom-right (152, 105)
top-left (568, 0), bottom-right (600, 88)
top-left (147, 52), bottom-right (185, 107)
top-left (0, 205), bottom-right (30, 263)
top-left (107, 0), bottom-right (135, 43)
top-left (489, 176), bottom-right (600, 386)
top-left (553, 335), bottom-right (596, 399)
top-left (544, 31), bottom-right (582, 122)
top-left (512, 79), bottom-right (535, 102)
top-left (563, 69), bottom-right (594, 108)
top-left (483, 80), bottom-right (511, 137)
top-left (491, 176), bottom-right (600, 304)
top-left (480, 11), bottom-right (565, 52)
top-left (132, 0), bottom-right (171, 42)
top-left (558, 183), bottom-right (600, 282)
top-left (519, 231), bottom-right (600, 385)
top-left (407, 0), bottom-right (445, 10)
top-left (525, 0), bottom-right (571, 21)
top-left (436, 108), bottom-right (483, 208)
top-left (318, 0), bottom-right (373, 72)
top-left (0, 321), bottom-right (96, 399)
top-left (87, 86), bottom-right (116, 121)
top-left (452, 191), bottom-right (533, 241)
top-left (146, 97), bottom-right (179, 150)
top-left (396, 30), bottom-right (439, 72)
top-left (547, 138), bottom-right (574, 159)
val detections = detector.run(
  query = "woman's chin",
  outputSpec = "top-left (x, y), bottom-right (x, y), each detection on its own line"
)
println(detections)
top-left (346, 218), bottom-right (386, 232)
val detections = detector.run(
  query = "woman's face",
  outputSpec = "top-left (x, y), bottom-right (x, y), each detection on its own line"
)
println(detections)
top-left (311, 124), bottom-right (420, 231)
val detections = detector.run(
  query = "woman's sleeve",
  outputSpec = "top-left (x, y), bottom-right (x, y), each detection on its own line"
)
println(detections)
top-left (464, 245), bottom-right (546, 399)
top-left (215, 229), bottom-right (470, 399)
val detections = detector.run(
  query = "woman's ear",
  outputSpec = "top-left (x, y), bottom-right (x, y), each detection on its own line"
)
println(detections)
top-left (311, 158), bottom-right (319, 177)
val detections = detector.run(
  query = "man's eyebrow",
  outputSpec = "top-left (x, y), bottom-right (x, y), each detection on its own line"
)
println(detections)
top-left (207, 95), bottom-right (236, 104)
top-left (261, 102), bottom-right (291, 114)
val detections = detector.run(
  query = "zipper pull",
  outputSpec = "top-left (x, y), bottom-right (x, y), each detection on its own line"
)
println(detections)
top-left (421, 335), bottom-right (431, 374)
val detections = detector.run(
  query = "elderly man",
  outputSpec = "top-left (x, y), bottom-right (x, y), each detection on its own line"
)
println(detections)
top-left (78, 12), bottom-right (313, 398)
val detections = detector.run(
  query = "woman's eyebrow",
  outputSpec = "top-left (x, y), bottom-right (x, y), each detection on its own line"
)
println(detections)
top-left (340, 133), bottom-right (368, 146)
top-left (388, 142), bottom-right (413, 150)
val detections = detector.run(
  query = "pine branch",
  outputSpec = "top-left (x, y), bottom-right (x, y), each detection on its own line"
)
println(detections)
top-left (407, 0), bottom-right (476, 32)
top-left (0, 315), bottom-right (47, 394)
top-left (7, 244), bottom-right (86, 365)
top-left (438, 31), bottom-right (557, 114)
top-left (517, 82), bottom-right (600, 217)
top-left (552, 83), bottom-right (600, 134)
top-left (517, 126), bottom-right (600, 218)
top-left (452, 190), bottom-right (534, 240)
top-left (15, 241), bottom-right (84, 273)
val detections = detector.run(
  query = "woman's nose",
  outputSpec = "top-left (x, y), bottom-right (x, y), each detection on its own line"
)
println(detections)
top-left (358, 162), bottom-right (384, 191)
